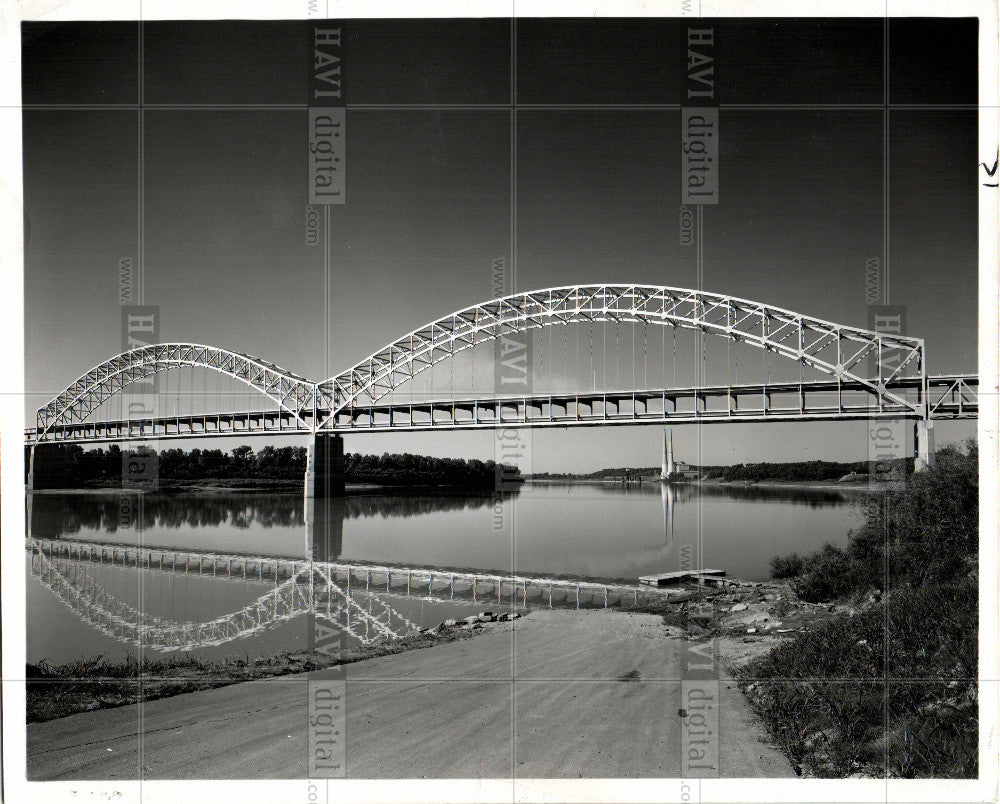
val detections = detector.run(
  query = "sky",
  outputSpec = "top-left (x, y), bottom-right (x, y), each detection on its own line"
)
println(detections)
top-left (21, 18), bottom-right (979, 471)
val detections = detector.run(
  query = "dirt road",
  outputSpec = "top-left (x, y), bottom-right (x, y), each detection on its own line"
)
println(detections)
top-left (27, 609), bottom-right (793, 779)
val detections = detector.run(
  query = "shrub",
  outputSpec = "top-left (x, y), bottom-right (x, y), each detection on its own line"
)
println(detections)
top-left (770, 552), bottom-right (805, 579)
top-left (792, 544), bottom-right (864, 603)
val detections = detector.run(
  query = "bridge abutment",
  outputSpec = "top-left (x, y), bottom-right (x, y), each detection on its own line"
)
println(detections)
top-left (914, 420), bottom-right (935, 473)
top-left (304, 433), bottom-right (345, 498)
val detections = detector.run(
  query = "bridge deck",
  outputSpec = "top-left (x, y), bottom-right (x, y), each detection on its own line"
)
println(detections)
top-left (24, 375), bottom-right (978, 445)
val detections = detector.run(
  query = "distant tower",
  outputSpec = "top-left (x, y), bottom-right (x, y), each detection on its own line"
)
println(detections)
top-left (660, 428), bottom-right (676, 480)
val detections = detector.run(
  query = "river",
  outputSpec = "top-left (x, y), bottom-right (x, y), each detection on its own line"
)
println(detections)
top-left (25, 482), bottom-right (865, 664)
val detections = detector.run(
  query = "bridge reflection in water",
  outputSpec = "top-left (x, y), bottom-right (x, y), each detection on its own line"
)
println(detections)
top-left (26, 488), bottom-right (683, 657)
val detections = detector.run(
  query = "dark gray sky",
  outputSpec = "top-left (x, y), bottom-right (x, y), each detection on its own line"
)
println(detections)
top-left (22, 18), bottom-right (979, 469)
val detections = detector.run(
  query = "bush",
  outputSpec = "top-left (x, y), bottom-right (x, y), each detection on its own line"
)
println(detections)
top-left (791, 544), bottom-right (864, 603)
top-left (770, 442), bottom-right (978, 599)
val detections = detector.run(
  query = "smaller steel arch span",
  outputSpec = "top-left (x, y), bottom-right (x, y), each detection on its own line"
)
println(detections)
top-left (35, 343), bottom-right (318, 441)
top-left (316, 285), bottom-right (926, 428)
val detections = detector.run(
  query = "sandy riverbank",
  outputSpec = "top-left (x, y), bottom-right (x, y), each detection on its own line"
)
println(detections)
top-left (28, 606), bottom-right (799, 779)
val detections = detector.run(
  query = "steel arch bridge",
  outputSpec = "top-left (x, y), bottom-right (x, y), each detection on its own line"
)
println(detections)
top-left (26, 284), bottom-right (975, 448)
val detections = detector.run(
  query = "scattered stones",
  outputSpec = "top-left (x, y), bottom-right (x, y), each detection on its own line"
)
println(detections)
top-left (746, 627), bottom-right (757, 634)
top-left (427, 611), bottom-right (519, 631)
top-left (730, 602), bottom-right (749, 612)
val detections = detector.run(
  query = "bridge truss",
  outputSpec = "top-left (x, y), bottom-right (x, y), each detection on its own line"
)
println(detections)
top-left (316, 285), bottom-right (927, 427)
top-left (34, 344), bottom-right (317, 442)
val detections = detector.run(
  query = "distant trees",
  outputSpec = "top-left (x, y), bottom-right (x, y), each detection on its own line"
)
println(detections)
top-left (343, 451), bottom-right (504, 488)
top-left (156, 446), bottom-right (307, 479)
top-left (30, 444), bottom-right (512, 489)
top-left (701, 459), bottom-right (907, 483)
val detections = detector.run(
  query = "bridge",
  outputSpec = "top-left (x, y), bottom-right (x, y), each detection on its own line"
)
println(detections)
top-left (25, 284), bottom-right (978, 492)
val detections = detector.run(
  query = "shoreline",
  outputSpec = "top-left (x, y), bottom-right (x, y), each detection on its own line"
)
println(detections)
top-left (696, 478), bottom-right (900, 493)
top-left (527, 477), bottom-right (897, 493)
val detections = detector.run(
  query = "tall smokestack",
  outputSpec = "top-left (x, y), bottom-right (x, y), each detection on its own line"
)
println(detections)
top-left (661, 428), bottom-right (676, 480)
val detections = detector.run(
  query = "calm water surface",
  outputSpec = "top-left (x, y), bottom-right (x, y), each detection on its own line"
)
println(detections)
top-left (26, 482), bottom-right (865, 664)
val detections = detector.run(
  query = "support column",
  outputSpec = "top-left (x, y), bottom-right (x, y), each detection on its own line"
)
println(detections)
top-left (26, 444), bottom-right (35, 490)
top-left (304, 433), bottom-right (345, 498)
top-left (914, 419), bottom-right (935, 473)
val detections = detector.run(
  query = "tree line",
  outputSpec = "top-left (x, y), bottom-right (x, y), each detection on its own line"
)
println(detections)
top-left (699, 459), bottom-right (906, 483)
top-left (532, 459), bottom-right (909, 482)
top-left (29, 444), bottom-right (516, 490)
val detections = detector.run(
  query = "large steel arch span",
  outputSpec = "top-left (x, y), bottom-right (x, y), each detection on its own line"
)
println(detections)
top-left (316, 284), bottom-right (926, 428)
top-left (35, 343), bottom-right (317, 440)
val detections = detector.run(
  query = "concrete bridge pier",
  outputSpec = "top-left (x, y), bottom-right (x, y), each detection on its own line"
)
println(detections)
top-left (25, 443), bottom-right (63, 490)
top-left (914, 419), bottom-right (935, 473)
top-left (26, 444), bottom-right (35, 489)
top-left (304, 433), bottom-right (345, 498)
